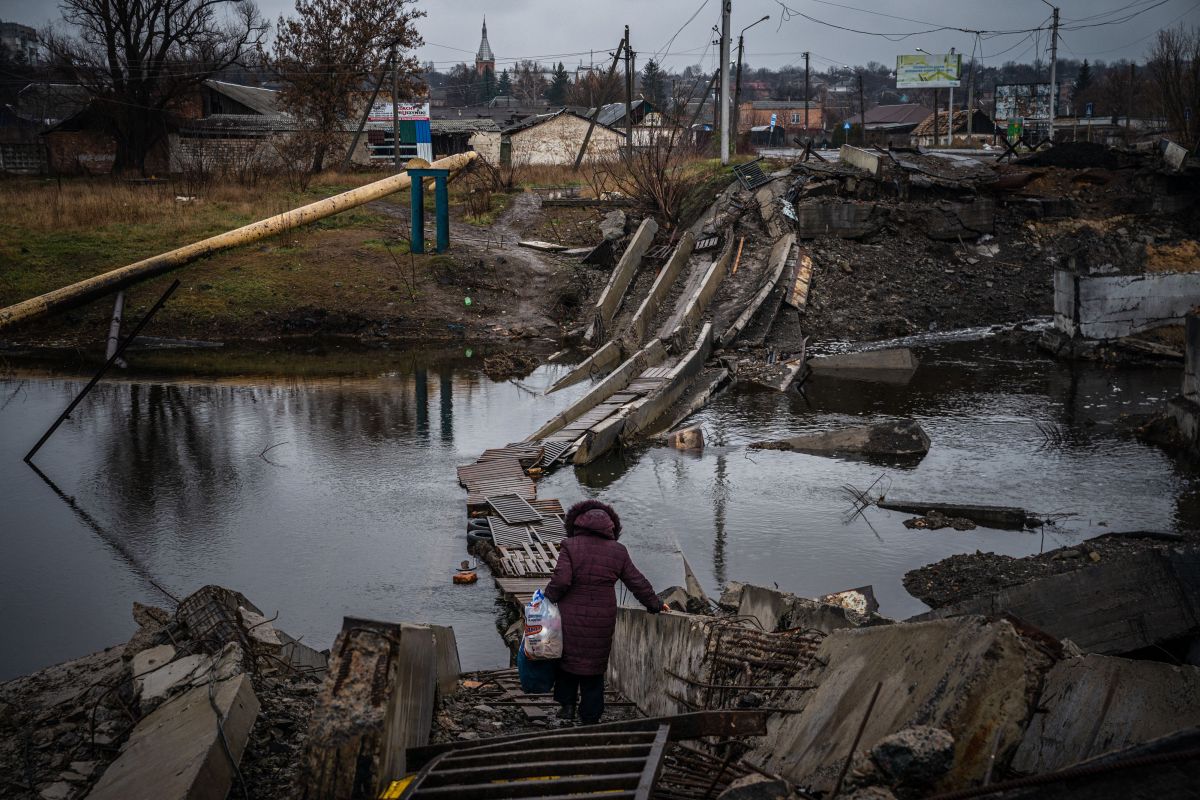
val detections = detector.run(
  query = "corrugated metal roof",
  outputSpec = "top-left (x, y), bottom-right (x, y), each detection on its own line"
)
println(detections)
top-left (431, 118), bottom-right (501, 134)
top-left (746, 100), bottom-right (820, 110)
top-left (204, 80), bottom-right (281, 116)
top-left (847, 103), bottom-right (932, 127)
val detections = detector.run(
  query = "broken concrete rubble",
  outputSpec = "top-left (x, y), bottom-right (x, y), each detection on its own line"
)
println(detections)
top-left (85, 674), bottom-right (259, 800)
top-left (877, 500), bottom-right (1031, 530)
top-left (749, 418), bottom-right (931, 460)
top-left (746, 617), bottom-right (1055, 793)
top-left (808, 347), bottom-right (918, 382)
top-left (1011, 654), bottom-right (1200, 774)
top-left (915, 549), bottom-right (1200, 655)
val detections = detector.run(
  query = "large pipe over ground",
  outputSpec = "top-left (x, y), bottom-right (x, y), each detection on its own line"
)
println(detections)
top-left (0, 151), bottom-right (478, 331)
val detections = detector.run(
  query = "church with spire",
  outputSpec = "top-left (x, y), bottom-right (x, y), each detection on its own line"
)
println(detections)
top-left (474, 18), bottom-right (495, 76)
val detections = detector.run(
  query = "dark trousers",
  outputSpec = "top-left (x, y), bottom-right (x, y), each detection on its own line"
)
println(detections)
top-left (553, 668), bottom-right (605, 723)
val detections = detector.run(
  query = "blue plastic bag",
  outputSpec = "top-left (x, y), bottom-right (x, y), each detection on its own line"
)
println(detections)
top-left (517, 636), bottom-right (557, 693)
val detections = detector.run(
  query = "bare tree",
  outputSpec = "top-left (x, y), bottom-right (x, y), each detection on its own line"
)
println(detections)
top-left (511, 60), bottom-right (547, 105)
top-left (46, 0), bottom-right (267, 175)
top-left (566, 68), bottom-right (621, 107)
top-left (1148, 25), bottom-right (1200, 143)
top-left (272, 0), bottom-right (424, 172)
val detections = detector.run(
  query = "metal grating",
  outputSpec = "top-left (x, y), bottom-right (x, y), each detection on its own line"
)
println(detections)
top-left (537, 440), bottom-right (572, 466)
top-left (398, 724), bottom-right (670, 799)
top-left (489, 519), bottom-right (535, 547)
top-left (487, 493), bottom-right (543, 524)
top-left (532, 516), bottom-right (567, 543)
top-left (694, 235), bottom-right (720, 252)
top-left (733, 159), bottom-right (772, 191)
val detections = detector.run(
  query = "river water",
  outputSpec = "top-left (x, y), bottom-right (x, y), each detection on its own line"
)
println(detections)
top-left (1, 337), bottom-right (1193, 680)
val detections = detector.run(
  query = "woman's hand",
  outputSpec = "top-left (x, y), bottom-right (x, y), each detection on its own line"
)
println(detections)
top-left (661, 603), bottom-right (672, 613)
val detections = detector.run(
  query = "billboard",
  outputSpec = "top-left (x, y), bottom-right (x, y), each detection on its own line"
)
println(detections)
top-left (993, 83), bottom-right (1051, 123)
top-left (367, 101), bottom-right (430, 125)
top-left (895, 53), bottom-right (962, 88)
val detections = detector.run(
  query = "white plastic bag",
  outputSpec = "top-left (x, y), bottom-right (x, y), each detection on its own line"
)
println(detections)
top-left (523, 589), bottom-right (562, 660)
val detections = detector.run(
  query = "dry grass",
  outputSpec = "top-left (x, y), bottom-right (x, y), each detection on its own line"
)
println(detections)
top-left (0, 171), bottom-right (383, 233)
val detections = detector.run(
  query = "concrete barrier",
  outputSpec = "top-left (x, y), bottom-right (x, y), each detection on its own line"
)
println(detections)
top-left (87, 674), bottom-right (259, 800)
top-left (719, 234), bottom-right (796, 347)
top-left (735, 583), bottom-right (887, 634)
top-left (1053, 268), bottom-right (1200, 340)
top-left (545, 339), bottom-right (624, 394)
top-left (529, 339), bottom-right (667, 440)
top-left (607, 608), bottom-right (711, 717)
top-left (748, 617), bottom-right (1055, 792)
top-left (587, 217), bottom-right (659, 342)
top-left (660, 231), bottom-right (734, 351)
top-left (623, 323), bottom-right (713, 437)
top-left (840, 144), bottom-right (882, 177)
top-left (628, 232), bottom-right (696, 345)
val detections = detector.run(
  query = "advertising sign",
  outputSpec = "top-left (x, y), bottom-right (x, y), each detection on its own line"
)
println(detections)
top-left (994, 84), bottom-right (1051, 123)
top-left (367, 101), bottom-right (430, 125)
top-left (895, 53), bottom-right (962, 88)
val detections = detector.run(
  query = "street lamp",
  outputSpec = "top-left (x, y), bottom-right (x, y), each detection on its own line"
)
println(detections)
top-left (733, 15), bottom-right (770, 154)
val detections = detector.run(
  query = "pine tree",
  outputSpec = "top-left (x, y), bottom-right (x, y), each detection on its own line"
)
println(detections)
top-left (498, 68), bottom-right (512, 97)
top-left (641, 58), bottom-right (665, 109)
top-left (477, 66), bottom-right (496, 101)
top-left (1075, 59), bottom-right (1093, 94)
top-left (547, 62), bottom-right (570, 105)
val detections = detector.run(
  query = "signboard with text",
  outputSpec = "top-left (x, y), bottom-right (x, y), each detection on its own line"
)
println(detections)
top-left (367, 101), bottom-right (431, 125)
top-left (895, 53), bottom-right (962, 88)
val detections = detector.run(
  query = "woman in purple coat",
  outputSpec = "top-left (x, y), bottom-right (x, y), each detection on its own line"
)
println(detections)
top-left (543, 499), bottom-right (666, 724)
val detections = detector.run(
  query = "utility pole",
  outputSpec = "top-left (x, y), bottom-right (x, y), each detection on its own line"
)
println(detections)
top-left (1127, 62), bottom-right (1135, 130)
top-left (624, 27), bottom-right (633, 160)
top-left (947, 47), bottom-right (956, 146)
top-left (1044, 1), bottom-right (1059, 140)
top-left (733, 34), bottom-right (744, 155)
top-left (857, 71), bottom-right (865, 146)
top-left (719, 0), bottom-right (731, 164)
top-left (803, 52), bottom-right (810, 140)
top-left (933, 88), bottom-right (939, 147)
top-left (966, 44), bottom-right (977, 137)
top-left (574, 32), bottom-right (627, 169)
top-left (343, 59), bottom-right (389, 171)
top-left (391, 46), bottom-right (402, 171)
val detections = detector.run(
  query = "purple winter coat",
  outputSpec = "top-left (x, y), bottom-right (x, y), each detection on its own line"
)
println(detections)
top-left (543, 500), bottom-right (661, 675)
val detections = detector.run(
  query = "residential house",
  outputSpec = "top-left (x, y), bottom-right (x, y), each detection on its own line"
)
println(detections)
top-left (844, 103), bottom-right (931, 147)
top-left (910, 109), bottom-right (1000, 147)
top-left (739, 100), bottom-right (823, 131)
top-left (501, 108), bottom-right (622, 166)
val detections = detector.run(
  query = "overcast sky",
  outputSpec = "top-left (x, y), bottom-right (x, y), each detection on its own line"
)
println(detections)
top-left (6, 0), bottom-right (1197, 71)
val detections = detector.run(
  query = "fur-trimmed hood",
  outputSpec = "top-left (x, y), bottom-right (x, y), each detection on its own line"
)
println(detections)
top-left (564, 499), bottom-right (622, 540)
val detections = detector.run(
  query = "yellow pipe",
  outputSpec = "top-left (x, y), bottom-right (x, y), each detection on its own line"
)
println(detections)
top-left (0, 151), bottom-right (478, 331)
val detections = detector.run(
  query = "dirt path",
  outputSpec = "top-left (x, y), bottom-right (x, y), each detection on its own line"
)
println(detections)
top-left (371, 191), bottom-right (578, 339)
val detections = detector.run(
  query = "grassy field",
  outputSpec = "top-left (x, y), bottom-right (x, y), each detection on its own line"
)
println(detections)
top-left (0, 153), bottom-right (751, 346)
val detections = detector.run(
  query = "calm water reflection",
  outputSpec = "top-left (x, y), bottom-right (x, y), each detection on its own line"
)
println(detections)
top-left (1, 339), bottom-right (1194, 679)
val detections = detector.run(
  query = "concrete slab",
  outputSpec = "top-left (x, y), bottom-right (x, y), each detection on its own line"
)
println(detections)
top-left (607, 609), bottom-right (711, 718)
top-left (915, 550), bottom-right (1200, 655)
top-left (588, 217), bottom-right (659, 341)
top-left (840, 145), bottom-right (882, 177)
top-left (806, 347), bottom-right (916, 374)
top-left (748, 618), bottom-right (1055, 792)
top-left (1012, 654), bottom-right (1200, 773)
top-left (877, 501), bottom-right (1028, 530)
top-left (795, 202), bottom-right (882, 239)
top-left (136, 654), bottom-right (209, 706)
top-left (1053, 269), bottom-right (1200, 340)
top-left (750, 419), bottom-right (930, 459)
top-left (86, 674), bottom-right (259, 800)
